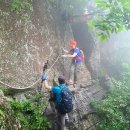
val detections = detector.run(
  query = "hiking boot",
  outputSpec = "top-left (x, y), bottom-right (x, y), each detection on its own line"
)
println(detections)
top-left (65, 114), bottom-right (69, 126)
top-left (65, 119), bottom-right (69, 127)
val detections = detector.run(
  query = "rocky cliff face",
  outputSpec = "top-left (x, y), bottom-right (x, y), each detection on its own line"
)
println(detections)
top-left (0, 1), bottom-right (105, 130)
top-left (0, 0), bottom-right (67, 88)
top-left (0, 0), bottom-right (92, 89)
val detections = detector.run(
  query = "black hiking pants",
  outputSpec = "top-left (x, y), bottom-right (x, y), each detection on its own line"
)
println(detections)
top-left (57, 113), bottom-right (69, 130)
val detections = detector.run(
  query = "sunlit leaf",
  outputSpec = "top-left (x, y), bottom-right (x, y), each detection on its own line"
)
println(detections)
top-left (122, 1), bottom-right (130, 11)
top-left (96, 0), bottom-right (109, 8)
top-left (100, 34), bottom-right (108, 42)
top-left (118, 26), bottom-right (124, 32)
top-left (87, 21), bottom-right (94, 31)
top-left (0, 109), bottom-right (3, 116)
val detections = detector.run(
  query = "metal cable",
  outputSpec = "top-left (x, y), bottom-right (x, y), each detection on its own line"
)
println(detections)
top-left (0, 55), bottom-right (61, 90)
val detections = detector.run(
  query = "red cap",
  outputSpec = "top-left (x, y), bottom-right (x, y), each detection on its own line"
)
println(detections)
top-left (69, 40), bottom-right (77, 47)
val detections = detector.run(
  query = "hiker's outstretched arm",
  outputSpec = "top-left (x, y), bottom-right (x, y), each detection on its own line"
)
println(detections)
top-left (41, 72), bottom-right (51, 91)
top-left (43, 80), bottom-right (52, 91)
top-left (62, 53), bottom-right (77, 58)
top-left (68, 53), bottom-right (77, 57)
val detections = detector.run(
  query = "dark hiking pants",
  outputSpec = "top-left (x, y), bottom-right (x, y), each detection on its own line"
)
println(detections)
top-left (69, 62), bottom-right (81, 84)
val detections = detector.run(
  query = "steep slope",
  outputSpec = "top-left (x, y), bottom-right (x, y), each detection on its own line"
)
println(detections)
top-left (0, 1), bottom-right (106, 130)
top-left (0, 0), bottom-right (91, 90)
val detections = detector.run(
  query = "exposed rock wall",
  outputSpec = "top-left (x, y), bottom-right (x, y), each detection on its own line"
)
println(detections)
top-left (0, 0), bottom-right (68, 88)
top-left (0, 1), bottom-right (104, 130)
top-left (0, 0), bottom-right (91, 89)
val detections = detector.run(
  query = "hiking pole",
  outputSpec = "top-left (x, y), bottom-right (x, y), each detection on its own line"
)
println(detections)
top-left (42, 61), bottom-right (56, 114)
top-left (43, 60), bottom-right (49, 72)
top-left (40, 60), bottom-right (49, 91)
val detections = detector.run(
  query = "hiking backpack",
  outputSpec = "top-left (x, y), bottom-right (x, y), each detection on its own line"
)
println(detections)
top-left (58, 87), bottom-right (73, 114)
top-left (80, 49), bottom-right (85, 62)
top-left (73, 48), bottom-right (85, 62)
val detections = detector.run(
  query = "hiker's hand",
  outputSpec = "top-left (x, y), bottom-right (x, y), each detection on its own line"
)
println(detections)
top-left (62, 48), bottom-right (66, 52)
top-left (62, 55), bottom-right (68, 58)
top-left (62, 48), bottom-right (69, 53)
top-left (41, 72), bottom-right (47, 81)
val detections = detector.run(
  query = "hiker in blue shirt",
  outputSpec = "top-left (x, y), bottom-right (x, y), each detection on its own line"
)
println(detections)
top-left (62, 40), bottom-right (84, 86)
top-left (41, 73), bottom-right (71, 130)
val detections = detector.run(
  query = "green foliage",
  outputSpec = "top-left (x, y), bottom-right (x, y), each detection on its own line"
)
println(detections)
top-left (11, 0), bottom-right (33, 14)
top-left (91, 66), bottom-right (130, 130)
top-left (88, 0), bottom-right (130, 41)
top-left (11, 0), bottom-right (33, 23)
top-left (0, 0), bottom-right (33, 23)
top-left (0, 93), bottom-right (51, 130)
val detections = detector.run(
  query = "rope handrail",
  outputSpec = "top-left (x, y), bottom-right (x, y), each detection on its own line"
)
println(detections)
top-left (0, 55), bottom-right (61, 90)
